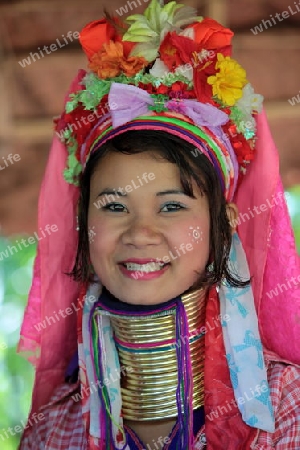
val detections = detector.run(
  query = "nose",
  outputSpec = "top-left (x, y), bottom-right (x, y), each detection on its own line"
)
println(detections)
top-left (121, 217), bottom-right (163, 248)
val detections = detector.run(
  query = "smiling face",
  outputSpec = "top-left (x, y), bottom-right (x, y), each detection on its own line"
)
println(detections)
top-left (88, 150), bottom-right (210, 305)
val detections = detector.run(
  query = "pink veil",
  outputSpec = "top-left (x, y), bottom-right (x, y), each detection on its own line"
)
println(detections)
top-left (18, 74), bottom-right (83, 414)
top-left (235, 111), bottom-right (300, 363)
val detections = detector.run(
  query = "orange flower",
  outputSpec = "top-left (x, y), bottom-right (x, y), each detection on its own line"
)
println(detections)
top-left (120, 57), bottom-right (147, 77)
top-left (103, 40), bottom-right (124, 59)
top-left (89, 41), bottom-right (147, 79)
top-left (188, 18), bottom-right (234, 54)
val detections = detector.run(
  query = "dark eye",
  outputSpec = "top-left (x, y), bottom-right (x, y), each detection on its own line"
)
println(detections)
top-left (160, 202), bottom-right (187, 212)
top-left (102, 203), bottom-right (128, 212)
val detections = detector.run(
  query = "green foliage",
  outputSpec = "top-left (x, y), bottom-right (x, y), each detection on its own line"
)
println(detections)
top-left (286, 186), bottom-right (300, 253)
top-left (0, 237), bottom-right (35, 449)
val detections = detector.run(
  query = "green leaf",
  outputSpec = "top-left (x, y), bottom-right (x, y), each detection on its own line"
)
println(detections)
top-left (65, 97), bottom-right (79, 113)
top-left (123, 32), bottom-right (154, 42)
top-left (129, 43), bottom-right (159, 61)
top-left (126, 14), bottom-right (149, 24)
top-left (164, 1), bottom-right (181, 17)
top-left (126, 22), bottom-right (157, 35)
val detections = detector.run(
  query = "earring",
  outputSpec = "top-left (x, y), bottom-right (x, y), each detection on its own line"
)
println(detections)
top-left (88, 225), bottom-right (96, 243)
top-left (76, 215), bottom-right (79, 231)
top-left (206, 262), bottom-right (214, 273)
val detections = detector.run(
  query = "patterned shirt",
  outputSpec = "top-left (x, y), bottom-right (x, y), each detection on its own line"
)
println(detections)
top-left (19, 353), bottom-right (300, 449)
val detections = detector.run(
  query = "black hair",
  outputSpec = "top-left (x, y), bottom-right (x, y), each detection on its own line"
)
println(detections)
top-left (69, 130), bottom-right (250, 289)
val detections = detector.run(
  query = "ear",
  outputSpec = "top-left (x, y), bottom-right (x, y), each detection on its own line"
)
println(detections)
top-left (226, 202), bottom-right (239, 235)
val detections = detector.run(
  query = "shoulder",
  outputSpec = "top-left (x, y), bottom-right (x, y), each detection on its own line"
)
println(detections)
top-left (254, 354), bottom-right (300, 449)
top-left (19, 381), bottom-right (87, 450)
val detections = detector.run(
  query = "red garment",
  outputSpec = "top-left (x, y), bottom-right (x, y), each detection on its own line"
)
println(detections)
top-left (18, 354), bottom-right (300, 449)
top-left (19, 290), bottom-right (300, 449)
top-left (204, 287), bottom-right (300, 449)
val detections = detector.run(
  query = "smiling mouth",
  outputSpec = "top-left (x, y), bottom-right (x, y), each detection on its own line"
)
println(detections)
top-left (120, 262), bottom-right (170, 273)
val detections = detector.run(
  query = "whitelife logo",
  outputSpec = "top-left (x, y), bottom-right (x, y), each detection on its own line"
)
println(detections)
top-left (0, 153), bottom-right (21, 170)
top-left (34, 295), bottom-right (96, 332)
top-left (18, 31), bottom-right (79, 67)
top-left (0, 412), bottom-right (45, 442)
top-left (266, 274), bottom-right (300, 299)
top-left (288, 90), bottom-right (300, 106)
top-left (0, 224), bottom-right (58, 261)
top-left (250, 2), bottom-right (300, 34)
top-left (93, 173), bottom-right (156, 209)
top-left (115, 0), bottom-right (150, 16)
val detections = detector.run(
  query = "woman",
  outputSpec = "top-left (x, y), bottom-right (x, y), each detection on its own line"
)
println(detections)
top-left (18, 1), bottom-right (300, 448)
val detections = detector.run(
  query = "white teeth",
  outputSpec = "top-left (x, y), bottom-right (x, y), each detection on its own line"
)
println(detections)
top-left (124, 262), bottom-right (166, 272)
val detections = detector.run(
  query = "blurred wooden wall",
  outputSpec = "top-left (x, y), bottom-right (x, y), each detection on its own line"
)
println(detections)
top-left (0, 0), bottom-right (299, 234)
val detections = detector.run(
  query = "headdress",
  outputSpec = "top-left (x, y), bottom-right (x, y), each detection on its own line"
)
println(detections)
top-left (18, 1), bottom-right (300, 449)
top-left (55, 0), bottom-right (262, 201)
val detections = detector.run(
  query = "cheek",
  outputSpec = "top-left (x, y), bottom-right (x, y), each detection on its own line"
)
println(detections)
top-left (170, 218), bottom-right (210, 250)
top-left (167, 218), bottom-right (210, 272)
top-left (87, 218), bottom-right (114, 261)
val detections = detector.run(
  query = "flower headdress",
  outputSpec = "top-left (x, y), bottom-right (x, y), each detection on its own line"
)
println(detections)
top-left (55, 0), bottom-right (263, 197)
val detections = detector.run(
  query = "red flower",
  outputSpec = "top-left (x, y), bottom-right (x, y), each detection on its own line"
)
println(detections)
top-left (68, 108), bottom-right (94, 144)
top-left (79, 18), bottom-right (134, 61)
top-left (171, 81), bottom-right (186, 92)
top-left (137, 82), bottom-right (156, 94)
top-left (80, 19), bottom-right (115, 59)
top-left (157, 85), bottom-right (169, 95)
top-left (193, 58), bottom-right (217, 104)
top-left (136, 82), bottom-right (194, 98)
top-left (223, 122), bottom-right (256, 180)
top-left (188, 18), bottom-right (234, 56)
top-left (159, 32), bottom-right (198, 71)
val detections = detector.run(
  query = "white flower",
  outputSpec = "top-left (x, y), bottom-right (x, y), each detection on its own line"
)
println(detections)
top-left (180, 27), bottom-right (195, 39)
top-left (175, 63), bottom-right (193, 81)
top-left (235, 84), bottom-right (263, 138)
top-left (149, 58), bottom-right (170, 77)
top-left (236, 83), bottom-right (264, 115)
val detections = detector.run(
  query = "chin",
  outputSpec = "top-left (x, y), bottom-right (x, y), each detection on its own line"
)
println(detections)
top-left (106, 283), bottom-right (193, 306)
top-left (122, 298), bottom-right (164, 306)
top-left (116, 291), bottom-right (171, 306)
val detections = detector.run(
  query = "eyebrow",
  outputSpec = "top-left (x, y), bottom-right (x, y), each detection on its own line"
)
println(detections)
top-left (97, 189), bottom-right (126, 197)
top-left (97, 188), bottom-right (188, 197)
top-left (156, 189), bottom-right (187, 196)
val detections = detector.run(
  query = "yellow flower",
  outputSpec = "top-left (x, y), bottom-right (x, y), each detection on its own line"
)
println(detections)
top-left (207, 54), bottom-right (248, 106)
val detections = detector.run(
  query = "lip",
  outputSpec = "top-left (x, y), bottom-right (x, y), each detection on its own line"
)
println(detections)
top-left (118, 260), bottom-right (170, 281)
